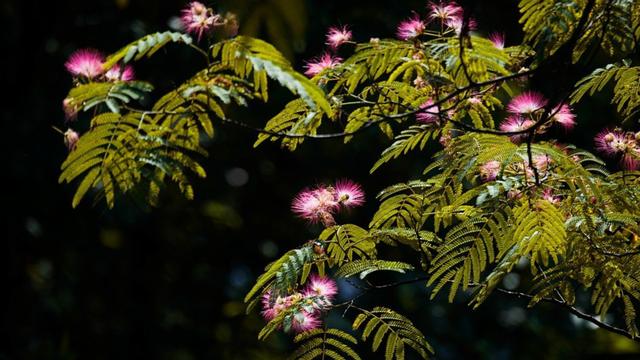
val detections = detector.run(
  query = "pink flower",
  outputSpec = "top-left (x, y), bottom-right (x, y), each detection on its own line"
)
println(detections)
top-left (428, 1), bottom-right (463, 22)
top-left (104, 64), bottom-right (135, 82)
top-left (291, 186), bottom-right (339, 225)
top-left (595, 129), bottom-right (640, 170)
top-left (397, 15), bottom-right (426, 40)
top-left (489, 32), bottom-right (505, 49)
top-left (479, 160), bottom-right (500, 182)
top-left (595, 129), bottom-right (627, 156)
top-left (305, 275), bottom-right (338, 300)
top-left (291, 310), bottom-right (321, 333)
top-left (261, 292), bottom-right (292, 321)
top-left (550, 104), bottom-right (576, 130)
top-left (326, 25), bottom-right (352, 49)
top-left (65, 49), bottom-right (105, 79)
top-left (334, 180), bottom-right (365, 208)
top-left (416, 99), bottom-right (441, 124)
top-left (445, 15), bottom-right (477, 35)
top-left (499, 115), bottom-right (534, 143)
top-left (180, 1), bottom-right (222, 41)
top-left (64, 129), bottom-right (80, 151)
top-left (303, 53), bottom-right (342, 77)
top-left (507, 91), bottom-right (548, 114)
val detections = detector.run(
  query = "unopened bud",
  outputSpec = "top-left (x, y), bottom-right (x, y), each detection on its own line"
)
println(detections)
top-left (64, 129), bottom-right (80, 151)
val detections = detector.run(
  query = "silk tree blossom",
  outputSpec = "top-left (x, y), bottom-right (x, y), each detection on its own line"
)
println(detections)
top-left (489, 32), bottom-right (505, 49)
top-left (180, 1), bottom-right (223, 41)
top-left (104, 64), bottom-right (135, 82)
top-left (261, 292), bottom-right (292, 321)
top-left (326, 25), bottom-right (352, 49)
top-left (551, 104), bottom-right (576, 130)
top-left (479, 160), bottom-right (501, 182)
top-left (397, 15), bottom-right (426, 40)
top-left (507, 91), bottom-right (548, 114)
top-left (291, 310), bottom-right (321, 332)
top-left (291, 185), bottom-right (339, 225)
top-left (445, 15), bottom-right (477, 35)
top-left (304, 275), bottom-right (338, 300)
top-left (65, 49), bottom-right (105, 79)
top-left (304, 53), bottom-right (342, 77)
top-left (499, 115), bottom-right (534, 143)
top-left (417, 100), bottom-right (442, 124)
top-left (428, 1), bottom-right (462, 22)
top-left (334, 180), bottom-right (365, 208)
top-left (595, 129), bottom-right (640, 170)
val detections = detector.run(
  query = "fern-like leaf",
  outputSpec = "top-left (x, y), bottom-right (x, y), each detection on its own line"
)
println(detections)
top-left (291, 329), bottom-right (361, 360)
top-left (353, 306), bottom-right (433, 360)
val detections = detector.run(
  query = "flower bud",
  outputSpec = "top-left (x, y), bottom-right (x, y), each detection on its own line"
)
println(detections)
top-left (64, 129), bottom-right (80, 151)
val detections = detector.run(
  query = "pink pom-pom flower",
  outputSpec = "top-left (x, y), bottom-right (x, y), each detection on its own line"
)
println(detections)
top-left (507, 91), bottom-right (548, 114)
top-left (65, 49), bottom-right (105, 79)
top-left (550, 104), bottom-right (576, 130)
top-left (594, 129), bottom-right (640, 170)
top-left (304, 275), bottom-right (338, 301)
top-left (303, 53), bottom-right (342, 77)
top-left (334, 180), bottom-right (365, 208)
top-left (489, 32), bottom-right (505, 49)
top-left (499, 115), bottom-right (535, 143)
top-left (291, 310), bottom-right (321, 333)
top-left (397, 15), bottom-right (426, 40)
top-left (445, 14), bottom-right (477, 35)
top-left (326, 25), bottom-right (352, 49)
top-left (180, 1), bottom-right (222, 41)
top-left (291, 186), bottom-right (339, 225)
top-left (104, 64), bottom-right (135, 82)
top-left (428, 1), bottom-right (463, 22)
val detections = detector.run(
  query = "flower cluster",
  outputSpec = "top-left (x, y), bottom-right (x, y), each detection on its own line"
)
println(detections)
top-left (180, 1), bottom-right (225, 41)
top-left (304, 53), bottom-right (343, 77)
top-left (292, 180), bottom-right (365, 226)
top-left (304, 26), bottom-right (352, 78)
top-left (595, 129), bottom-right (640, 170)
top-left (395, 1), bottom-right (476, 40)
top-left (65, 49), bottom-right (135, 83)
top-left (261, 275), bottom-right (338, 333)
top-left (479, 154), bottom-right (555, 184)
top-left (499, 91), bottom-right (576, 143)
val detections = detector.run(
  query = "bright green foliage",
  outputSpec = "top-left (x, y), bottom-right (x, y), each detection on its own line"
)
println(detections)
top-left (352, 307), bottom-right (434, 360)
top-left (572, 62), bottom-right (640, 122)
top-left (335, 260), bottom-right (415, 279)
top-left (67, 81), bottom-right (153, 114)
top-left (320, 224), bottom-right (377, 266)
top-left (212, 36), bottom-right (332, 114)
top-left (519, 0), bottom-right (639, 61)
top-left (291, 329), bottom-right (361, 360)
top-left (61, 1), bottom-right (640, 357)
top-left (59, 112), bottom-right (206, 208)
top-left (244, 244), bottom-right (317, 312)
top-left (103, 31), bottom-right (193, 69)
top-left (62, 32), bottom-right (330, 208)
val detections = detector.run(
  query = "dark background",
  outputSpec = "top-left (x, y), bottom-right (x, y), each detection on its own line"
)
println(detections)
top-left (4, 0), bottom-right (640, 359)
